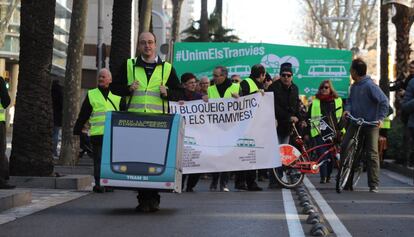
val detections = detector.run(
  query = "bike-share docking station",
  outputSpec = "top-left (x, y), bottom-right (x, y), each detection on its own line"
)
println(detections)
top-left (100, 112), bottom-right (184, 193)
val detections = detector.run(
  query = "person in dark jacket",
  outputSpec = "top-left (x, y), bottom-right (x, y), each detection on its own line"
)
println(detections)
top-left (266, 62), bottom-right (302, 188)
top-left (51, 80), bottom-right (63, 157)
top-left (74, 69), bottom-right (123, 193)
top-left (168, 73), bottom-right (203, 192)
top-left (0, 76), bottom-right (13, 189)
top-left (234, 64), bottom-right (265, 191)
top-left (110, 32), bottom-right (181, 212)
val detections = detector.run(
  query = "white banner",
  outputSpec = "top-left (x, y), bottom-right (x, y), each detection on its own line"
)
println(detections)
top-left (169, 93), bottom-right (280, 174)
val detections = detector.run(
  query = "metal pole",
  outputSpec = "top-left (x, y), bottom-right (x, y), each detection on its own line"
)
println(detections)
top-left (97, 0), bottom-right (104, 73)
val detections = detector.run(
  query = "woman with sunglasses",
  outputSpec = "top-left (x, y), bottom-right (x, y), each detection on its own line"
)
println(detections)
top-left (308, 80), bottom-right (343, 184)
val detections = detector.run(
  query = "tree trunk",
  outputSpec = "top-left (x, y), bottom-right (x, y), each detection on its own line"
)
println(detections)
top-left (138, 0), bottom-right (152, 35)
top-left (110, 0), bottom-right (132, 82)
top-left (379, 1), bottom-right (389, 97)
top-left (136, 0), bottom-right (152, 55)
top-left (59, 0), bottom-right (88, 165)
top-left (171, 0), bottom-right (184, 42)
top-left (214, 0), bottom-right (223, 27)
top-left (200, 0), bottom-right (209, 42)
top-left (392, 4), bottom-right (413, 81)
top-left (9, 0), bottom-right (56, 176)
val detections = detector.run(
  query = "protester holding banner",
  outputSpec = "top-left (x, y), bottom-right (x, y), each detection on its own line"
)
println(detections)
top-left (74, 68), bottom-right (122, 193)
top-left (198, 76), bottom-right (210, 96)
top-left (168, 72), bottom-right (204, 192)
top-left (267, 62), bottom-right (303, 189)
top-left (110, 32), bottom-right (181, 212)
top-left (233, 64), bottom-right (267, 191)
top-left (207, 66), bottom-right (240, 192)
top-left (308, 80), bottom-right (343, 184)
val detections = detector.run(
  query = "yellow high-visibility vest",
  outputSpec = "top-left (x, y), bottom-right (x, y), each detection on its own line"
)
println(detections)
top-left (207, 83), bottom-right (240, 98)
top-left (310, 98), bottom-right (343, 137)
top-left (245, 78), bottom-right (259, 94)
top-left (89, 88), bottom-right (121, 136)
top-left (126, 59), bottom-right (172, 113)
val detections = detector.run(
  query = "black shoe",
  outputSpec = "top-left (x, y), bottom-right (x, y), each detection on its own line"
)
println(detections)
top-left (343, 185), bottom-right (354, 191)
top-left (148, 200), bottom-right (160, 212)
top-left (320, 177), bottom-right (326, 184)
top-left (0, 183), bottom-right (15, 189)
top-left (104, 187), bottom-right (114, 192)
top-left (235, 185), bottom-right (248, 191)
top-left (135, 203), bottom-right (151, 212)
top-left (93, 185), bottom-right (105, 193)
top-left (247, 185), bottom-right (263, 191)
top-left (186, 187), bottom-right (194, 192)
top-left (209, 184), bottom-right (217, 191)
top-left (326, 177), bottom-right (331, 183)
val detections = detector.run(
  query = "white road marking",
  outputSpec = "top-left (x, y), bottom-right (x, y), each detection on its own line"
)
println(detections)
top-left (382, 170), bottom-right (413, 186)
top-left (303, 177), bottom-right (352, 237)
top-left (282, 188), bottom-right (305, 237)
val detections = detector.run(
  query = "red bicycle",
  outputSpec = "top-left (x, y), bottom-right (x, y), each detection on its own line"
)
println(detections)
top-left (273, 117), bottom-right (341, 188)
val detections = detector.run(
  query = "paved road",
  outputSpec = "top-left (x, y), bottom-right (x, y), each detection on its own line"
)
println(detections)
top-left (0, 169), bottom-right (413, 237)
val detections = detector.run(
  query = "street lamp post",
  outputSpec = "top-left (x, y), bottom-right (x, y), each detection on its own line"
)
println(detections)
top-left (97, 0), bottom-right (104, 73)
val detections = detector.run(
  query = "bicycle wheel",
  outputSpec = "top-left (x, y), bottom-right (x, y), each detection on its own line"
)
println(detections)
top-left (336, 139), bottom-right (357, 193)
top-left (272, 166), bottom-right (305, 188)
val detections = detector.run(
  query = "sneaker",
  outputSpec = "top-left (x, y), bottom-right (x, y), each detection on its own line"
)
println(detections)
top-left (369, 186), bottom-right (378, 193)
top-left (326, 177), bottom-right (331, 183)
top-left (320, 177), bottom-right (326, 184)
top-left (220, 186), bottom-right (230, 192)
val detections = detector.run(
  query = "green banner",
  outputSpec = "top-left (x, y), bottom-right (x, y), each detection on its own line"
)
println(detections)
top-left (172, 42), bottom-right (352, 98)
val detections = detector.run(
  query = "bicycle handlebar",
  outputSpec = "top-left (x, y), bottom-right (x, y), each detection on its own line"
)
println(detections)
top-left (346, 114), bottom-right (379, 126)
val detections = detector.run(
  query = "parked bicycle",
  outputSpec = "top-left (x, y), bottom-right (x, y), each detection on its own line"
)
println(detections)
top-left (273, 117), bottom-right (341, 188)
top-left (336, 114), bottom-right (378, 193)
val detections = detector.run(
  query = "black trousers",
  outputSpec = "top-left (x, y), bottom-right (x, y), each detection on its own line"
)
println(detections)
top-left (234, 170), bottom-right (257, 188)
top-left (137, 190), bottom-right (160, 205)
top-left (90, 136), bottom-right (103, 186)
top-left (211, 172), bottom-right (229, 188)
top-left (0, 122), bottom-right (8, 185)
top-left (182, 174), bottom-right (200, 190)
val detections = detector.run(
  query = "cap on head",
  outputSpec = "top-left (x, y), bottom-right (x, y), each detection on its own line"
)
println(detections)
top-left (279, 62), bottom-right (293, 75)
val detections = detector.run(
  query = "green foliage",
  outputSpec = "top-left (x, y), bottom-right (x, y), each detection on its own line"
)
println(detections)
top-left (181, 13), bottom-right (239, 42)
top-left (387, 119), bottom-right (409, 164)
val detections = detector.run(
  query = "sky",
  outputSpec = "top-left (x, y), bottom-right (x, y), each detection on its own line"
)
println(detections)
top-left (191, 0), bottom-right (306, 46)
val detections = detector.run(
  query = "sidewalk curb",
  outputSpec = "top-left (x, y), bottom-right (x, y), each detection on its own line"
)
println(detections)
top-left (9, 175), bottom-right (93, 190)
top-left (0, 190), bottom-right (31, 212)
top-left (383, 159), bottom-right (414, 179)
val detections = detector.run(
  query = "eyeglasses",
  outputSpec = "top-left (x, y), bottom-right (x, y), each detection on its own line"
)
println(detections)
top-left (281, 73), bottom-right (292, 78)
top-left (139, 40), bottom-right (155, 46)
top-left (320, 86), bottom-right (330, 90)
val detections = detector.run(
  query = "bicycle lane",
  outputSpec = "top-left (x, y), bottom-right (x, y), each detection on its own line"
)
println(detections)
top-left (303, 170), bottom-right (414, 237)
